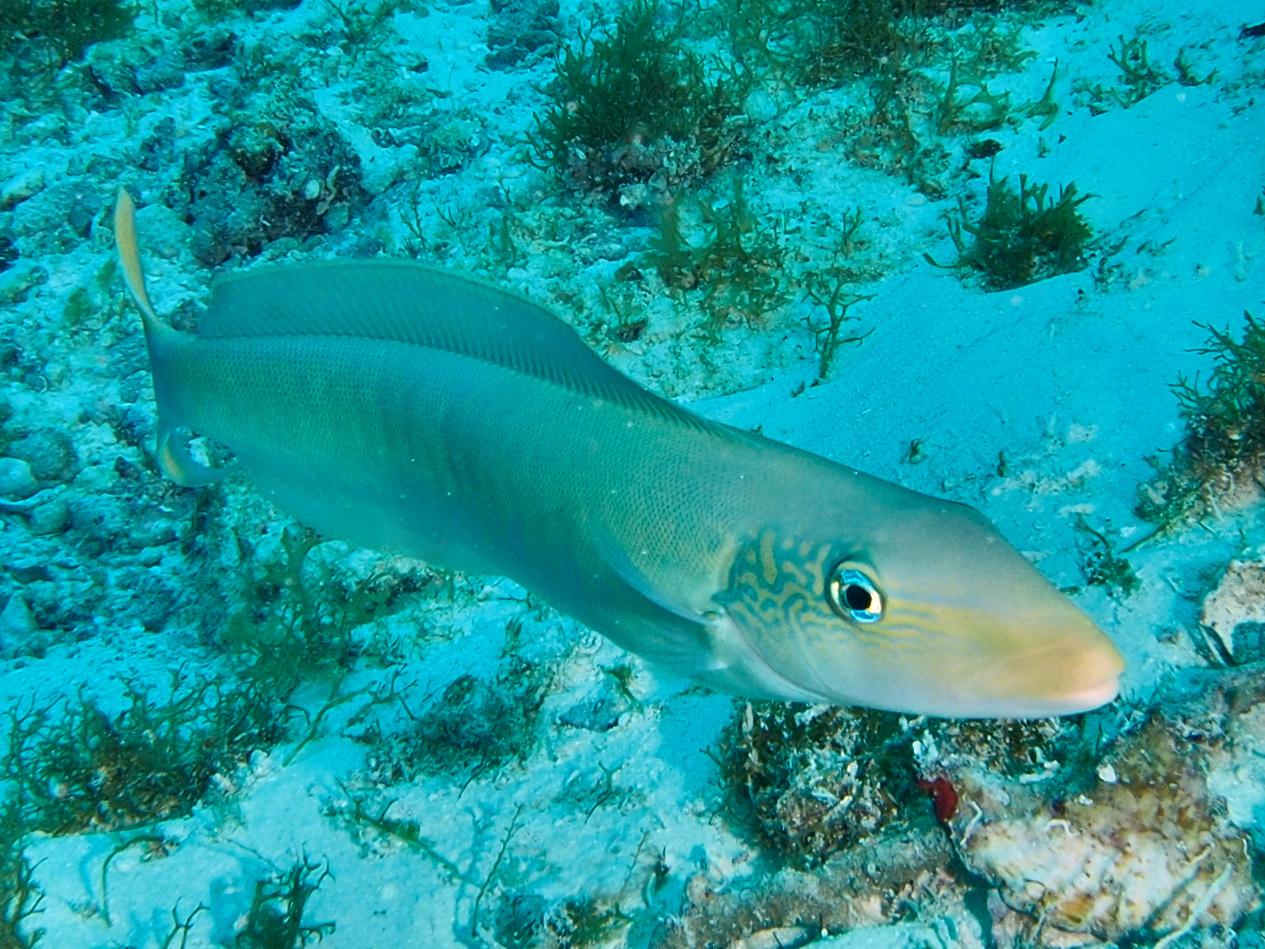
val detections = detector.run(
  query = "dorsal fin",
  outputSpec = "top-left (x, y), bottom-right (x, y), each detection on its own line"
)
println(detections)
top-left (203, 259), bottom-right (722, 433)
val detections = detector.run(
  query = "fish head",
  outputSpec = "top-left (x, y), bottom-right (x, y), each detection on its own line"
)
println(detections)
top-left (720, 496), bottom-right (1123, 718)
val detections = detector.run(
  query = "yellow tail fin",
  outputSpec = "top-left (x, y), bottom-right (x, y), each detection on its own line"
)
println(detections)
top-left (113, 187), bottom-right (227, 488)
top-left (114, 188), bottom-right (160, 326)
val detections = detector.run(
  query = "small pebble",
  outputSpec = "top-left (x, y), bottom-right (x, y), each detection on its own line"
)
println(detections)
top-left (0, 457), bottom-right (38, 499)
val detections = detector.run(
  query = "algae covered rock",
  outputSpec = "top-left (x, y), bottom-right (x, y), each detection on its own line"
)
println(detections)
top-left (1201, 558), bottom-right (1265, 662)
top-left (934, 710), bottom-right (1258, 942)
top-left (716, 703), bottom-right (915, 868)
top-left (180, 98), bottom-right (366, 265)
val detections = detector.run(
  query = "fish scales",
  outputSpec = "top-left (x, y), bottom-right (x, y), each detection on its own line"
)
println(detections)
top-left (115, 190), bottom-right (1125, 717)
top-left (168, 323), bottom-right (757, 655)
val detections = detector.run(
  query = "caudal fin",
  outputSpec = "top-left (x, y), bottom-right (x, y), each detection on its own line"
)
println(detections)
top-left (113, 187), bottom-right (226, 488)
top-left (114, 188), bottom-right (162, 328)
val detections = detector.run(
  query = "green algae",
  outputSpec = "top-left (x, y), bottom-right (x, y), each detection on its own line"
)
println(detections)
top-left (1137, 313), bottom-right (1265, 530)
top-left (931, 172), bottom-right (1093, 289)
top-left (532, 0), bottom-right (748, 199)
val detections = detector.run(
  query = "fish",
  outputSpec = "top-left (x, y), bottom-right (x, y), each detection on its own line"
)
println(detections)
top-left (113, 188), bottom-right (1124, 718)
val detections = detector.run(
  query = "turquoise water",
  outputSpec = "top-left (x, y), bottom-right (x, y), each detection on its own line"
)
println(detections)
top-left (1, 0), bottom-right (1264, 946)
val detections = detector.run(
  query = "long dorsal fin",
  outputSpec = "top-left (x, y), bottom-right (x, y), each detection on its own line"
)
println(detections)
top-left (203, 259), bottom-right (722, 433)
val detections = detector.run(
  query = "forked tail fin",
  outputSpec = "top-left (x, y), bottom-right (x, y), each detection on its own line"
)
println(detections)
top-left (113, 187), bottom-right (226, 487)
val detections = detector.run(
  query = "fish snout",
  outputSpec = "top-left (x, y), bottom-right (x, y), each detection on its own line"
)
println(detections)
top-left (969, 608), bottom-right (1125, 717)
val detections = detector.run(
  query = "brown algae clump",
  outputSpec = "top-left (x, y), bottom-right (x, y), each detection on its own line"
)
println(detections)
top-left (716, 702), bottom-right (916, 868)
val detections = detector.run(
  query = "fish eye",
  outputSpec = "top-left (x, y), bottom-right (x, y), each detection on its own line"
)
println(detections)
top-left (827, 562), bottom-right (884, 624)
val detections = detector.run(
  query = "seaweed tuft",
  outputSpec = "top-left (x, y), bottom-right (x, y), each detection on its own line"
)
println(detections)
top-left (931, 172), bottom-right (1093, 290)
top-left (1137, 313), bottom-right (1265, 529)
top-left (1100, 31), bottom-right (1169, 109)
top-left (222, 526), bottom-right (405, 700)
top-left (1072, 517), bottom-right (1139, 599)
top-left (363, 660), bottom-right (550, 785)
top-left (234, 856), bottom-right (335, 949)
top-left (0, 801), bottom-right (42, 948)
top-left (644, 179), bottom-right (787, 334)
top-left (1, 672), bottom-right (287, 835)
top-left (531, 0), bottom-right (747, 202)
top-left (802, 269), bottom-right (872, 381)
top-left (725, 0), bottom-right (933, 86)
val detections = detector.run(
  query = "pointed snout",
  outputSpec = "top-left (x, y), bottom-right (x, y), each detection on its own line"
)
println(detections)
top-left (967, 606), bottom-right (1125, 716)
top-left (870, 502), bottom-right (1126, 718)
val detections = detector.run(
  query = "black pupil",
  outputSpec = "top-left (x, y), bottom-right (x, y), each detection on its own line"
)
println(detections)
top-left (844, 583), bottom-right (872, 612)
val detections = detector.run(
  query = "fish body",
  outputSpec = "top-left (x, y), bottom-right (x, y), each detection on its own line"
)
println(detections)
top-left (115, 190), bottom-right (1123, 718)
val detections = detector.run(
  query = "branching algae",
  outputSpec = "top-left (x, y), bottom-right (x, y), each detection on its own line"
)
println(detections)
top-left (644, 178), bottom-right (788, 333)
top-left (532, 0), bottom-right (748, 199)
top-left (0, 801), bottom-right (42, 949)
top-left (234, 856), bottom-right (335, 949)
top-left (1, 672), bottom-right (286, 834)
top-left (1137, 313), bottom-right (1265, 530)
top-left (930, 172), bottom-right (1093, 289)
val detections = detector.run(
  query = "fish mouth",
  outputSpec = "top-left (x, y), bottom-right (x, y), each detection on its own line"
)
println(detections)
top-left (931, 668), bottom-right (1120, 719)
top-left (971, 629), bottom-right (1125, 717)
top-left (1045, 674), bottom-right (1121, 713)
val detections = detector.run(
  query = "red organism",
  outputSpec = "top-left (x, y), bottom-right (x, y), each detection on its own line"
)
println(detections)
top-left (917, 775), bottom-right (959, 823)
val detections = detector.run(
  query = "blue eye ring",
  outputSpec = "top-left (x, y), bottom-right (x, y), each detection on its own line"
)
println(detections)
top-left (827, 563), bottom-right (884, 624)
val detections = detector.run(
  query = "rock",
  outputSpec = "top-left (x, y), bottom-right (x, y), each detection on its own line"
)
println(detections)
top-left (28, 496), bottom-right (70, 535)
top-left (487, 0), bottom-right (558, 70)
top-left (12, 178), bottom-right (106, 254)
top-left (133, 56), bottom-right (186, 94)
top-left (558, 692), bottom-right (626, 731)
top-left (1200, 559), bottom-right (1265, 661)
top-left (0, 262), bottom-right (48, 306)
top-left (67, 192), bottom-right (99, 237)
top-left (808, 925), bottom-right (950, 949)
top-left (322, 202), bottom-right (350, 233)
top-left (0, 594), bottom-right (37, 651)
top-left (945, 714), bottom-right (1256, 942)
top-left (0, 457), bottom-right (38, 500)
top-left (8, 429), bottom-right (78, 483)
top-left (0, 168), bottom-right (46, 210)
top-left (85, 49), bottom-right (138, 99)
top-left (0, 233), bottom-right (17, 273)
